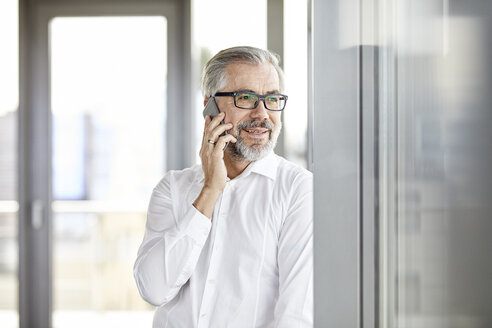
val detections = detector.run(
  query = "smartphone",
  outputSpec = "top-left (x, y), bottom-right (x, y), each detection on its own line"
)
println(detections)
top-left (203, 97), bottom-right (220, 118)
top-left (202, 97), bottom-right (229, 141)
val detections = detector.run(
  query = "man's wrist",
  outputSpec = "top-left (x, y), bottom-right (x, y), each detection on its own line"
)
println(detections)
top-left (193, 187), bottom-right (222, 218)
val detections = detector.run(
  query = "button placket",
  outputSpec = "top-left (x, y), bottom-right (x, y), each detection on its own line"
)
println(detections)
top-left (198, 183), bottom-right (230, 327)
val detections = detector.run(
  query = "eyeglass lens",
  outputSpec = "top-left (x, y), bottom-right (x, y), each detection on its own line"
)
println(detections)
top-left (235, 92), bottom-right (286, 110)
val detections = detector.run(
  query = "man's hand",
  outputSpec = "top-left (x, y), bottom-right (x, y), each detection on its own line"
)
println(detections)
top-left (193, 113), bottom-right (236, 218)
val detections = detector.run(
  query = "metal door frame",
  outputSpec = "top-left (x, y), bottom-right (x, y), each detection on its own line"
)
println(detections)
top-left (18, 0), bottom-right (192, 326)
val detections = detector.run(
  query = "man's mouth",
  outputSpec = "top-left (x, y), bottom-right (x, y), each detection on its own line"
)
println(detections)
top-left (236, 120), bottom-right (274, 140)
top-left (243, 128), bottom-right (269, 134)
top-left (242, 128), bottom-right (271, 138)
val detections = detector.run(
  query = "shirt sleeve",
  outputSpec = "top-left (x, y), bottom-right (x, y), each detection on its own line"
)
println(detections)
top-left (275, 172), bottom-right (314, 327)
top-left (133, 173), bottom-right (211, 306)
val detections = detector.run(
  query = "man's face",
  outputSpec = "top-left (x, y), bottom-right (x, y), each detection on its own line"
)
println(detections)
top-left (214, 62), bottom-right (282, 162)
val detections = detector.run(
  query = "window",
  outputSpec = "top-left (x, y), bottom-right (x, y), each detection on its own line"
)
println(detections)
top-left (192, 0), bottom-right (268, 163)
top-left (283, 0), bottom-right (308, 167)
top-left (50, 16), bottom-right (167, 327)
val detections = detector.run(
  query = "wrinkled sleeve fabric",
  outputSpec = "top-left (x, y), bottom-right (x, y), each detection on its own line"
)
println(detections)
top-left (133, 171), bottom-right (211, 306)
top-left (275, 171), bottom-right (314, 327)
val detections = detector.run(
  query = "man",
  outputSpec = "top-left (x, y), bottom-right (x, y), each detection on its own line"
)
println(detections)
top-left (134, 46), bottom-right (313, 327)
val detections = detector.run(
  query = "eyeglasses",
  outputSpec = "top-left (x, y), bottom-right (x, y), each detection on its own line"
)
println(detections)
top-left (214, 91), bottom-right (288, 111)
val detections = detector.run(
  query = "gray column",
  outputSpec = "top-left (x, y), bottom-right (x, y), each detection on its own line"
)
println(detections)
top-left (310, 0), bottom-right (362, 326)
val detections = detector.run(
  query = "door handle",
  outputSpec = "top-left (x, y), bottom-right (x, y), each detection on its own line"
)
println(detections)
top-left (31, 200), bottom-right (44, 229)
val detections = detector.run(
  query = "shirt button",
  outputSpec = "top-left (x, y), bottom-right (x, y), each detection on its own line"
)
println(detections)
top-left (201, 313), bottom-right (207, 318)
top-left (208, 279), bottom-right (215, 284)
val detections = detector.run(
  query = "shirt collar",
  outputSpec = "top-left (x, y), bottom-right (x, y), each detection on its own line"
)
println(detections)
top-left (197, 151), bottom-right (279, 183)
top-left (244, 151), bottom-right (279, 181)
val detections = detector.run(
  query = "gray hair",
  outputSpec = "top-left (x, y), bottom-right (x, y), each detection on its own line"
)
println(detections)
top-left (201, 46), bottom-right (285, 98)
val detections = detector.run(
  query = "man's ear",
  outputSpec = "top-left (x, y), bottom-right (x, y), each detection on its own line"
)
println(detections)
top-left (203, 98), bottom-right (209, 107)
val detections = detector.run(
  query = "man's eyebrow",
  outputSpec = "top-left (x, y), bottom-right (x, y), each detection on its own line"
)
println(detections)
top-left (236, 89), bottom-right (256, 93)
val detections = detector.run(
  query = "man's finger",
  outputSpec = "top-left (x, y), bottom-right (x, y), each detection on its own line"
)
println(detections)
top-left (205, 113), bottom-right (225, 133)
top-left (208, 123), bottom-right (233, 143)
top-left (212, 134), bottom-right (237, 155)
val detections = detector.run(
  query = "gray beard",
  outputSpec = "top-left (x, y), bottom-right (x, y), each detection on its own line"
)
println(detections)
top-left (226, 120), bottom-right (280, 162)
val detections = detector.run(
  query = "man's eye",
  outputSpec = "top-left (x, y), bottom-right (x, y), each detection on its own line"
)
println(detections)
top-left (238, 93), bottom-right (253, 100)
top-left (267, 96), bottom-right (279, 102)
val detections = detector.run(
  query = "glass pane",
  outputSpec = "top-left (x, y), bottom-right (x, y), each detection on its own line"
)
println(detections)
top-left (192, 0), bottom-right (267, 59)
top-left (379, 0), bottom-right (492, 327)
top-left (192, 0), bottom-right (268, 163)
top-left (284, 0), bottom-right (308, 168)
top-left (0, 0), bottom-right (19, 327)
top-left (50, 16), bottom-right (167, 327)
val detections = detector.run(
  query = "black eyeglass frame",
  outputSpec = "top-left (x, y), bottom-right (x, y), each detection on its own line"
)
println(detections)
top-left (214, 91), bottom-right (288, 111)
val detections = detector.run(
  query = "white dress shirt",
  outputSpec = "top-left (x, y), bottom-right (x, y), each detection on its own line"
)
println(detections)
top-left (134, 152), bottom-right (313, 327)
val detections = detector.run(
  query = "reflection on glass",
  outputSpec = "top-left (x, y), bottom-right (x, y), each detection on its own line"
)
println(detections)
top-left (0, 0), bottom-right (18, 327)
top-left (50, 16), bottom-right (167, 327)
top-left (379, 0), bottom-right (492, 327)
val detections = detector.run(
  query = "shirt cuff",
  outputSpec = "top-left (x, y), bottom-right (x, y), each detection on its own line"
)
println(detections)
top-left (183, 206), bottom-right (212, 246)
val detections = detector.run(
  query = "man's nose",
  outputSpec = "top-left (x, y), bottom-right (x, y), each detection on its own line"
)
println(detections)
top-left (250, 99), bottom-right (269, 120)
